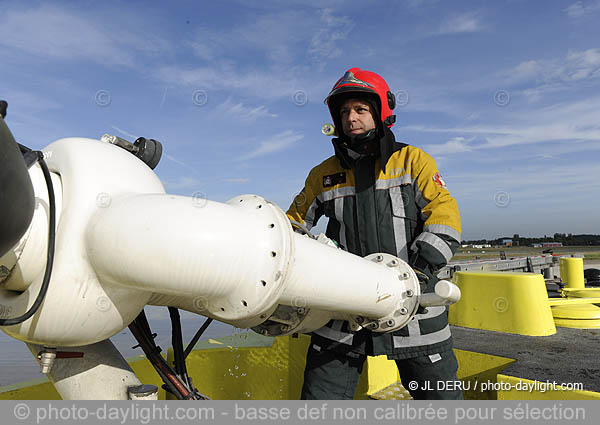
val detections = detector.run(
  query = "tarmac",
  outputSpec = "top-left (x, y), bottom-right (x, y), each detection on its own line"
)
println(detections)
top-left (451, 325), bottom-right (600, 392)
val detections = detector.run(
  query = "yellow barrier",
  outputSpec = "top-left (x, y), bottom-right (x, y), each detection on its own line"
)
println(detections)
top-left (450, 272), bottom-right (556, 336)
top-left (498, 374), bottom-right (600, 400)
top-left (560, 258), bottom-right (584, 289)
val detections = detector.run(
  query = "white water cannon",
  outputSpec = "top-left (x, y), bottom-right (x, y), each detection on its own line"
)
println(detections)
top-left (0, 136), bottom-right (460, 343)
top-left (0, 135), bottom-right (460, 399)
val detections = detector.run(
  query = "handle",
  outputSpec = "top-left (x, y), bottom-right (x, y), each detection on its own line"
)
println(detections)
top-left (419, 280), bottom-right (461, 307)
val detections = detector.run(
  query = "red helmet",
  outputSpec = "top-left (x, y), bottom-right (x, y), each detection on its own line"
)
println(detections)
top-left (324, 67), bottom-right (396, 130)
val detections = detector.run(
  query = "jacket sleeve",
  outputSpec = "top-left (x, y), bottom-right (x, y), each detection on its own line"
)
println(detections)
top-left (409, 149), bottom-right (462, 272)
top-left (285, 169), bottom-right (324, 231)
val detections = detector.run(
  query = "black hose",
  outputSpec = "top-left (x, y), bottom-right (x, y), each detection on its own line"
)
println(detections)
top-left (168, 307), bottom-right (190, 381)
top-left (129, 310), bottom-right (209, 400)
top-left (184, 317), bottom-right (213, 359)
top-left (128, 315), bottom-right (182, 398)
top-left (0, 153), bottom-right (56, 326)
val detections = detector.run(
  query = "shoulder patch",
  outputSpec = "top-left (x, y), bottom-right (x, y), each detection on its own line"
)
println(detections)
top-left (432, 172), bottom-right (447, 189)
top-left (323, 172), bottom-right (346, 188)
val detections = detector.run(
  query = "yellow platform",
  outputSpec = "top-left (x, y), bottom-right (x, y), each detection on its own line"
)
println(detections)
top-left (4, 332), bottom-right (598, 400)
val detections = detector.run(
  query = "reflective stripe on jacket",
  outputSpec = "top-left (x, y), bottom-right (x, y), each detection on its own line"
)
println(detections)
top-left (286, 144), bottom-right (461, 359)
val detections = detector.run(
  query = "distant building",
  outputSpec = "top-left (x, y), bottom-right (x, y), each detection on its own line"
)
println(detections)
top-left (500, 238), bottom-right (513, 246)
top-left (542, 242), bottom-right (562, 247)
top-left (531, 242), bottom-right (563, 248)
top-left (472, 244), bottom-right (491, 248)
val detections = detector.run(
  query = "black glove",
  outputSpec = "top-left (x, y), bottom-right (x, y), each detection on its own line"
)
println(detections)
top-left (413, 267), bottom-right (431, 292)
top-left (410, 254), bottom-right (436, 315)
top-left (410, 254), bottom-right (435, 290)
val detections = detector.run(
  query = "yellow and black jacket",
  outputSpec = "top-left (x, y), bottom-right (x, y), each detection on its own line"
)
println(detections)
top-left (286, 137), bottom-right (461, 359)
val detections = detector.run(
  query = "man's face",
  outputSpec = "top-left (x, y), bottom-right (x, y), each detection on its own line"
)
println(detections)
top-left (340, 98), bottom-right (377, 137)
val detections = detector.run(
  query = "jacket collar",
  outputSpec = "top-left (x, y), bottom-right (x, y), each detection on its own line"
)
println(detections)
top-left (332, 126), bottom-right (408, 173)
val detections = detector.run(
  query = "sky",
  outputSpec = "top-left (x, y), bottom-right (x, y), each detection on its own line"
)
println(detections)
top-left (2, 0), bottom-right (600, 241)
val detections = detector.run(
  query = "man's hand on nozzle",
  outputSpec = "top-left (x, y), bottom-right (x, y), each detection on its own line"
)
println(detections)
top-left (410, 254), bottom-right (435, 315)
top-left (413, 267), bottom-right (431, 293)
top-left (410, 254), bottom-right (433, 292)
top-left (412, 267), bottom-right (432, 315)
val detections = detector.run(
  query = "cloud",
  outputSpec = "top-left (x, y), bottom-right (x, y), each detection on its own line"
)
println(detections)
top-left (161, 176), bottom-right (202, 190)
top-left (239, 130), bottom-right (303, 160)
top-left (509, 60), bottom-right (544, 83)
top-left (451, 161), bottom-right (600, 202)
top-left (403, 0), bottom-right (441, 9)
top-left (308, 9), bottom-right (354, 62)
top-left (223, 178), bottom-right (250, 184)
top-left (565, 2), bottom-right (586, 17)
top-left (216, 98), bottom-right (277, 123)
top-left (565, 48), bottom-right (600, 80)
top-left (564, 1), bottom-right (600, 18)
top-left (163, 155), bottom-right (203, 176)
top-left (438, 12), bottom-right (483, 35)
top-left (154, 9), bottom-right (347, 99)
top-left (186, 9), bottom-right (352, 66)
top-left (405, 122), bottom-right (600, 151)
top-left (505, 48), bottom-right (600, 89)
top-left (0, 5), bottom-right (168, 67)
top-left (0, 89), bottom-right (62, 113)
top-left (401, 95), bottom-right (600, 153)
top-left (424, 137), bottom-right (473, 155)
top-left (154, 65), bottom-right (302, 100)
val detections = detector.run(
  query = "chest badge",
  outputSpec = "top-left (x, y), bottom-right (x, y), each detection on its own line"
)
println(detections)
top-left (433, 172), bottom-right (447, 189)
top-left (323, 172), bottom-right (346, 188)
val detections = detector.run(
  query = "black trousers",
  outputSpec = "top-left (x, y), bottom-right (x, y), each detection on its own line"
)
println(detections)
top-left (300, 344), bottom-right (463, 400)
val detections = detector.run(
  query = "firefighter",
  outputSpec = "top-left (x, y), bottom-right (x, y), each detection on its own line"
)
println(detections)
top-left (286, 68), bottom-right (463, 400)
